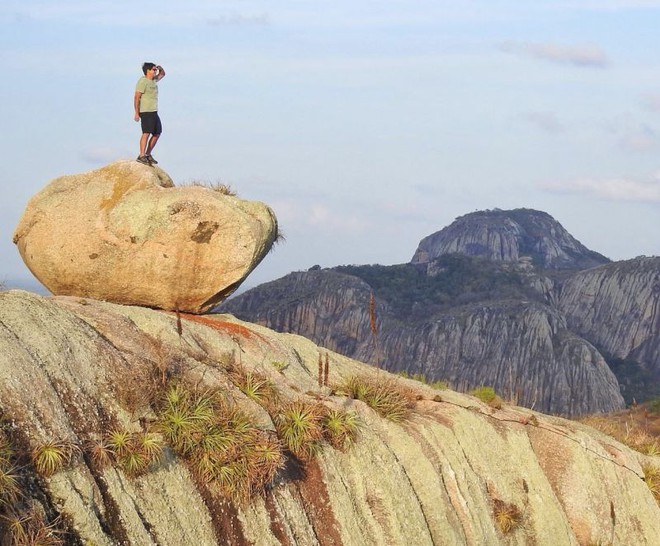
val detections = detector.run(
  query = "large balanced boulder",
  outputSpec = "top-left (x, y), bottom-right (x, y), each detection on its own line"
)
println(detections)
top-left (13, 160), bottom-right (278, 313)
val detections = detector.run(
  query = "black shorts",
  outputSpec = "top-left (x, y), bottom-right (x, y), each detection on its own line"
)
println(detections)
top-left (140, 111), bottom-right (162, 135)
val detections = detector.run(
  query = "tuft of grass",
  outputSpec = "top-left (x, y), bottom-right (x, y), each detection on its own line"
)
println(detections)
top-left (273, 400), bottom-right (325, 460)
top-left (106, 429), bottom-right (134, 458)
top-left (271, 361), bottom-right (289, 373)
top-left (470, 386), bottom-right (504, 409)
top-left (0, 508), bottom-right (64, 546)
top-left (230, 366), bottom-right (278, 407)
top-left (188, 179), bottom-right (237, 196)
top-left (642, 463), bottom-right (660, 505)
top-left (493, 498), bottom-right (523, 535)
top-left (103, 429), bottom-right (163, 477)
top-left (31, 440), bottom-right (79, 477)
top-left (0, 462), bottom-right (20, 508)
top-left (323, 409), bottom-right (359, 451)
top-left (155, 382), bottom-right (285, 501)
top-left (338, 375), bottom-right (416, 422)
top-left (85, 438), bottom-right (113, 470)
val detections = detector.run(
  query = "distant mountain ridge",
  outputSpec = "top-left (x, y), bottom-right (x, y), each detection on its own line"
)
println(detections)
top-left (411, 208), bottom-right (610, 270)
top-left (220, 208), bottom-right (660, 415)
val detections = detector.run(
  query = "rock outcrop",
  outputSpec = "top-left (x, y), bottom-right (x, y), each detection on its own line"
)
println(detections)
top-left (411, 208), bottom-right (610, 270)
top-left (221, 269), bottom-right (625, 416)
top-left (13, 160), bottom-right (278, 313)
top-left (0, 289), bottom-right (658, 545)
top-left (557, 256), bottom-right (660, 385)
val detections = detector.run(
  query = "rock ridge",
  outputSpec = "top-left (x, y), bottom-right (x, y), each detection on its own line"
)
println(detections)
top-left (0, 289), bottom-right (658, 545)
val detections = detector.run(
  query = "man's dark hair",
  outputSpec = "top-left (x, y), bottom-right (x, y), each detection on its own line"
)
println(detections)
top-left (142, 62), bottom-right (157, 75)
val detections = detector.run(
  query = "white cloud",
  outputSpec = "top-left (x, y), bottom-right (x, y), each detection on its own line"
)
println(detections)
top-left (541, 174), bottom-right (660, 203)
top-left (500, 41), bottom-right (610, 68)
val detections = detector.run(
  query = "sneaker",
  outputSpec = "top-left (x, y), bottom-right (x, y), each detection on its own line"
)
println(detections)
top-left (147, 154), bottom-right (158, 164)
top-left (136, 155), bottom-right (150, 165)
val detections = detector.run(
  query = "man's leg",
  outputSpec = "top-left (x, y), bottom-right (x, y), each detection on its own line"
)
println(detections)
top-left (146, 134), bottom-right (160, 155)
top-left (139, 133), bottom-right (150, 157)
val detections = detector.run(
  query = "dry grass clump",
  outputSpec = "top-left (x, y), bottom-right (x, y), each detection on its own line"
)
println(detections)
top-left (187, 179), bottom-right (237, 196)
top-left (493, 498), bottom-right (523, 535)
top-left (642, 463), bottom-right (660, 505)
top-left (579, 413), bottom-right (659, 456)
top-left (337, 375), bottom-right (416, 422)
top-left (0, 435), bottom-right (20, 509)
top-left (0, 508), bottom-right (65, 546)
top-left (470, 386), bottom-right (504, 409)
top-left (0, 426), bottom-right (69, 545)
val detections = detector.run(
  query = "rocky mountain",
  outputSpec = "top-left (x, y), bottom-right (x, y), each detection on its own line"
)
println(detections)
top-left (1, 289), bottom-right (659, 545)
top-left (221, 209), bottom-right (660, 414)
top-left (411, 208), bottom-right (610, 270)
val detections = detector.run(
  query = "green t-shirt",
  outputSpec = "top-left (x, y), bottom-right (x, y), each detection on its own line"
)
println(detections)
top-left (136, 76), bottom-right (158, 112)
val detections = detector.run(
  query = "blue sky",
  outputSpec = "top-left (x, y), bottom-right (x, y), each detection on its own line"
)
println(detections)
top-left (2, 1), bottom-right (659, 291)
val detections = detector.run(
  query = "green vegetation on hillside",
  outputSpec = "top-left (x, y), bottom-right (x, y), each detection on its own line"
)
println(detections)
top-left (606, 355), bottom-right (660, 405)
top-left (334, 254), bottom-right (539, 321)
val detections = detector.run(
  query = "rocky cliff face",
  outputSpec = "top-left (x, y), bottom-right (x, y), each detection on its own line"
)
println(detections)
top-left (557, 257), bottom-right (660, 398)
top-left (411, 208), bottom-right (610, 270)
top-left (0, 289), bottom-right (658, 545)
top-left (222, 210), bottom-right (660, 412)
top-left (222, 269), bottom-right (625, 416)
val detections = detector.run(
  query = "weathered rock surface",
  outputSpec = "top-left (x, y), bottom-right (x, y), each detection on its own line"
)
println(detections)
top-left (13, 160), bottom-right (277, 313)
top-left (0, 289), bottom-right (658, 545)
top-left (411, 208), bottom-right (610, 270)
top-left (222, 269), bottom-right (625, 416)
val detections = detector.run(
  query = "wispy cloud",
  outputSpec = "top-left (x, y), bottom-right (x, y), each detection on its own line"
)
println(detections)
top-left (522, 111), bottom-right (565, 133)
top-left (500, 41), bottom-right (610, 68)
top-left (540, 174), bottom-right (660, 203)
top-left (206, 12), bottom-right (271, 27)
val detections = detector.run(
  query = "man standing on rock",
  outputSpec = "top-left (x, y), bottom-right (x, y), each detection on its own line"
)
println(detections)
top-left (134, 62), bottom-right (166, 165)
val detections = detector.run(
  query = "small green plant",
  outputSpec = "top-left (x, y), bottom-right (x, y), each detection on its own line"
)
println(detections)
top-left (323, 409), bottom-right (359, 451)
top-left (154, 382), bottom-right (285, 501)
top-left (470, 386), bottom-right (503, 409)
top-left (274, 400), bottom-right (325, 459)
top-left (339, 375), bottom-right (416, 422)
top-left (493, 498), bottom-right (523, 534)
top-left (230, 367), bottom-right (278, 407)
top-left (31, 440), bottom-right (79, 477)
top-left (103, 429), bottom-right (163, 477)
top-left (271, 361), bottom-right (289, 373)
top-left (647, 398), bottom-right (660, 414)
